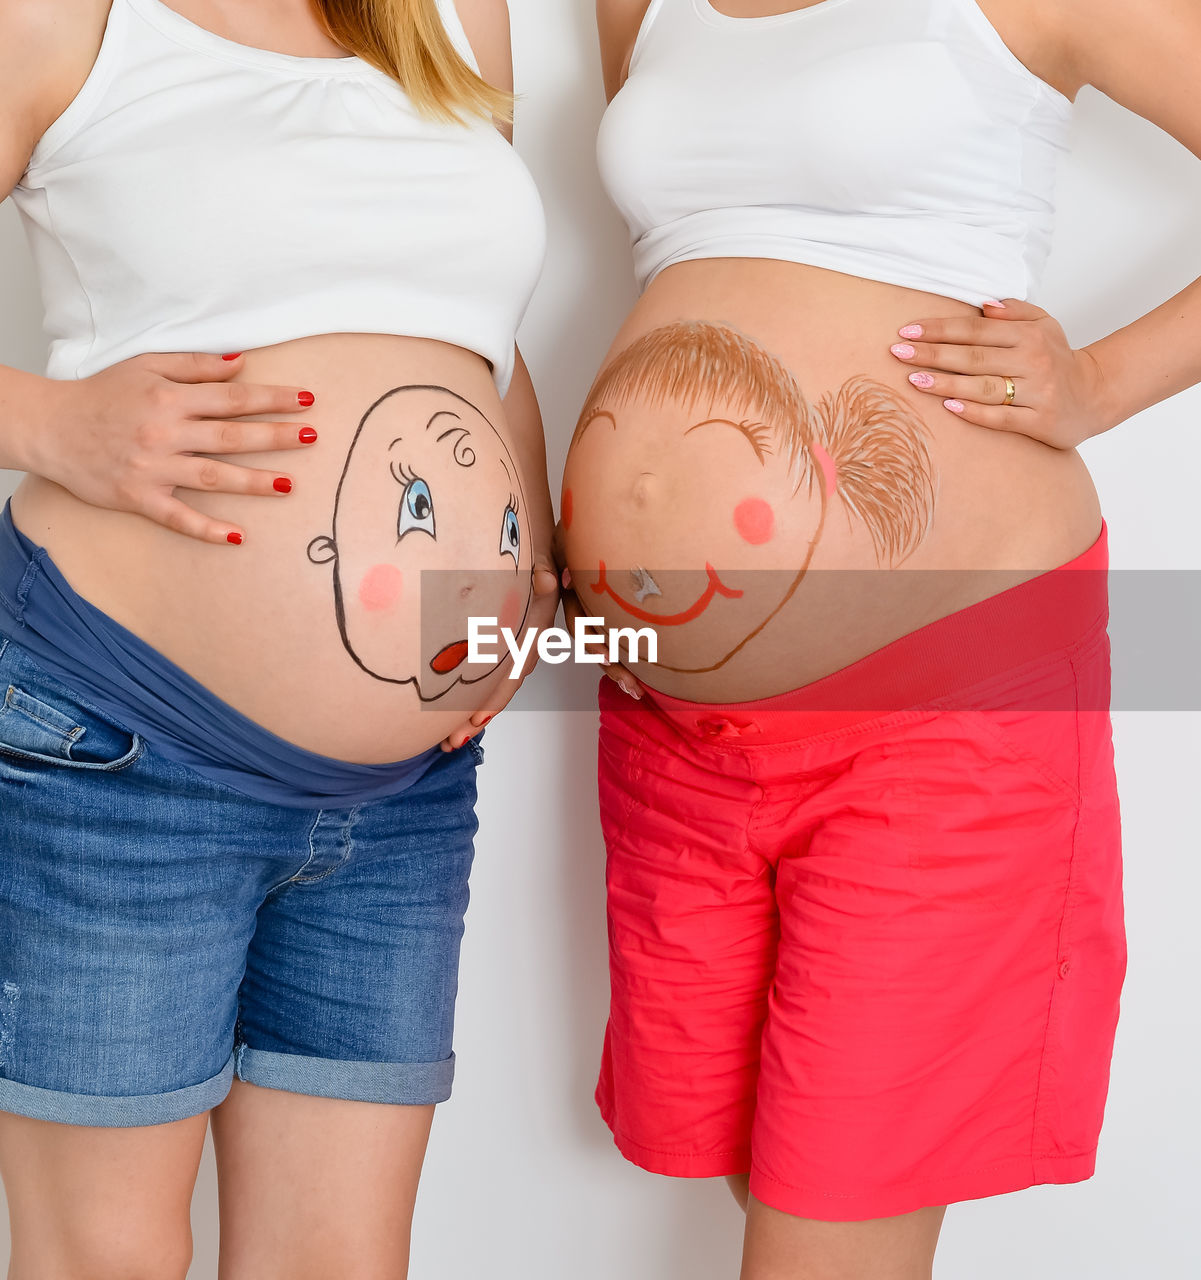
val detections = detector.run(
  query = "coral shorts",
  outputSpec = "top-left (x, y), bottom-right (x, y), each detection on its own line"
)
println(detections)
top-left (595, 525), bottom-right (1126, 1221)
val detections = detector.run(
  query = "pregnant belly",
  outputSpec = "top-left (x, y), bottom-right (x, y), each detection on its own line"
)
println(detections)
top-left (561, 260), bottom-right (1102, 703)
top-left (12, 334), bottom-right (535, 762)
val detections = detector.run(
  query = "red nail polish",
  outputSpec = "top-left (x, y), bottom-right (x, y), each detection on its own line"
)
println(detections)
top-left (221, 352), bottom-right (242, 361)
top-left (273, 477), bottom-right (292, 494)
top-left (298, 426), bottom-right (318, 443)
top-left (298, 391), bottom-right (315, 407)
top-left (479, 716), bottom-right (492, 727)
top-left (227, 531), bottom-right (243, 545)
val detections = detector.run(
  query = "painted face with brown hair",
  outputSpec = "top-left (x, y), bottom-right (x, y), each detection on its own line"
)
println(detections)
top-left (563, 395), bottom-right (828, 675)
top-left (309, 385), bottom-right (533, 701)
top-left (561, 322), bottom-right (935, 675)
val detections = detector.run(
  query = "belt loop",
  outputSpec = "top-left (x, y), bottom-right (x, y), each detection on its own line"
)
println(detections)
top-left (12, 549), bottom-right (48, 626)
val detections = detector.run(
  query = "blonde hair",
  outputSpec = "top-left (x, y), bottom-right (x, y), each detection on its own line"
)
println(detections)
top-left (315, 0), bottom-right (514, 124)
top-left (574, 320), bottom-right (936, 567)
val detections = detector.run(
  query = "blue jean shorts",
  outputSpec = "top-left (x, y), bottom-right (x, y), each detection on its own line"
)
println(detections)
top-left (0, 636), bottom-right (482, 1127)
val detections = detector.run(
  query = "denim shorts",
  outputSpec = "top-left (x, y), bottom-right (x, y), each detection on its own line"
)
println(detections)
top-left (0, 636), bottom-right (483, 1127)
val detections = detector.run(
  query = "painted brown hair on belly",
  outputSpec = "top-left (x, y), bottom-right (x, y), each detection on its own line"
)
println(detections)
top-left (573, 320), bottom-right (936, 568)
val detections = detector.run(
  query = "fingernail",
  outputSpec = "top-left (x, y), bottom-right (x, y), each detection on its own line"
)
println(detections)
top-left (222, 352), bottom-right (243, 361)
top-left (890, 343), bottom-right (916, 360)
top-left (621, 684), bottom-right (642, 700)
top-left (908, 371), bottom-right (936, 389)
top-left (479, 715), bottom-right (492, 727)
top-left (227, 531), bottom-right (243, 545)
top-left (898, 324), bottom-right (923, 340)
top-left (298, 426), bottom-right (318, 444)
top-left (983, 299), bottom-right (1007, 309)
top-left (273, 477), bottom-right (292, 494)
top-left (298, 391), bottom-right (315, 407)
top-left (561, 567), bottom-right (572, 588)
top-left (944, 399), bottom-right (965, 414)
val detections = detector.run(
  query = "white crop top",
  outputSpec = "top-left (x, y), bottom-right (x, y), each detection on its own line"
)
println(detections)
top-left (597, 0), bottom-right (1074, 303)
top-left (11, 0), bottom-right (546, 395)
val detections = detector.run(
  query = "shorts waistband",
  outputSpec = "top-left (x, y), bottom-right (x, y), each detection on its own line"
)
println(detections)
top-left (641, 523), bottom-right (1110, 745)
top-left (0, 503), bottom-right (439, 807)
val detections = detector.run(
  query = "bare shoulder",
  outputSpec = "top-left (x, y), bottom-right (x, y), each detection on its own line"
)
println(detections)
top-left (0, 0), bottom-right (110, 88)
top-left (1041, 0), bottom-right (1201, 149)
top-left (596, 0), bottom-right (654, 101)
top-left (0, 0), bottom-right (110, 189)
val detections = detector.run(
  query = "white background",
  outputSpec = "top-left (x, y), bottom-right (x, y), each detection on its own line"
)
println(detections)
top-left (2, 1), bottom-right (1199, 1275)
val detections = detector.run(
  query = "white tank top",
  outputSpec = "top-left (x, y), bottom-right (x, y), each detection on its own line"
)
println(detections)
top-left (597, 0), bottom-right (1073, 302)
top-left (11, 0), bottom-right (546, 395)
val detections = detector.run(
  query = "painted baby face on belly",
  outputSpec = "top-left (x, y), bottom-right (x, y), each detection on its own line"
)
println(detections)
top-left (308, 385), bottom-right (532, 701)
top-left (561, 322), bottom-right (936, 674)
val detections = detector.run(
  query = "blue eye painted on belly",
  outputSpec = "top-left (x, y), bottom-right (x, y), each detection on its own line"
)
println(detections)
top-left (500, 506), bottom-right (520, 564)
top-left (399, 477), bottom-right (435, 541)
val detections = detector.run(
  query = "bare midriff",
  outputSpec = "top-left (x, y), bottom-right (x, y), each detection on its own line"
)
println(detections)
top-left (11, 333), bottom-right (535, 762)
top-left (561, 259), bottom-right (1102, 702)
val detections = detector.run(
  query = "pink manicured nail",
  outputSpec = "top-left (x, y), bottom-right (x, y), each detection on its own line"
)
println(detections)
top-left (621, 683), bottom-right (642, 700)
top-left (898, 324), bottom-right (923, 340)
top-left (944, 399), bottom-right (966, 414)
top-left (890, 343), bottom-right (916, 360)
top-left (908, 371), bottom-right (936, 389)
top-left (982, 299), bottom-right (1007, 309)
top-left (561, 567), bottom-right (572, 589)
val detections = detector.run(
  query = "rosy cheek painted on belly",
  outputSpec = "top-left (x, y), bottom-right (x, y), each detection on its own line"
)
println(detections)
top-left (358, 563), bottom-right (404, 612)
top-left (734, 497), bottom-right (775, 545)
top-left (499, 587), bottom-right (524, 633)
top-left (561, 488), bottom-right (573, 531)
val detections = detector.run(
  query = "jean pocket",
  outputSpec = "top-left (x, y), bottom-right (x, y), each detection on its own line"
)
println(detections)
top-left (0, 640), bottom-right (143, 771)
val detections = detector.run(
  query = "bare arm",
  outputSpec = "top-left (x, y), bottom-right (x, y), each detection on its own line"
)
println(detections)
top-left (452, 0), bottom-right (515, 140)
top-left (0, 0), bottom-right (320, 540)
top-left (596, 0), bottom-right (654, 102)
top-left (0, 0), bottom-right (106, 472)
top-left (1060, 0), bottom-right (1201, 428)
top-left (892, 0), bottom-right (1201, 443)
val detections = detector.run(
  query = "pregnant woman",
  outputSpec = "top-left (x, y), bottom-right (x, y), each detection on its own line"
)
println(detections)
top-left (0, 0), bottom-right (551, 1275)
top-left (561, 0), bottom-right (1200, 1274)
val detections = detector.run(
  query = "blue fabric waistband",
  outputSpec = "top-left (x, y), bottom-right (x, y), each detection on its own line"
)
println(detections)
top-left (0, 503), bottom-right (440, 807)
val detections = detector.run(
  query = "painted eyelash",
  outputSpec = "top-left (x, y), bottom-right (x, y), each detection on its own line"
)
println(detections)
top-left (391, 460), bottom-right (417, 485)
top-left (740, 420), bottom-right (774, 457)
top-left (507, 492), bottom-right (521, 515)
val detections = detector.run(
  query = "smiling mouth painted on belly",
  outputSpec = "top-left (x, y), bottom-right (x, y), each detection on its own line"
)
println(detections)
top-left (591, 560), bottom-right (743, 624)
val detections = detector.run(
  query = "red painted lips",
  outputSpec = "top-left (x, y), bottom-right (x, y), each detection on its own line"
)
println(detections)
top-left (430, 640), bottom-right (470, 674)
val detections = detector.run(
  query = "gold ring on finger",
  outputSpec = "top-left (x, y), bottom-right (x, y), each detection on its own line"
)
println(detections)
top-left (1002, 376), bottom-right (1017, 407)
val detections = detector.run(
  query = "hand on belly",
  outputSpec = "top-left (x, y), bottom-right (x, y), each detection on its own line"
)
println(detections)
top-left (561, 320), bottom-right (937, 677)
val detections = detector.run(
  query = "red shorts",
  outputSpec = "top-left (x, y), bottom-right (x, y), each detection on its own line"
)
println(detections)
top-left (595, 525), bottom-right (1126, 1222)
